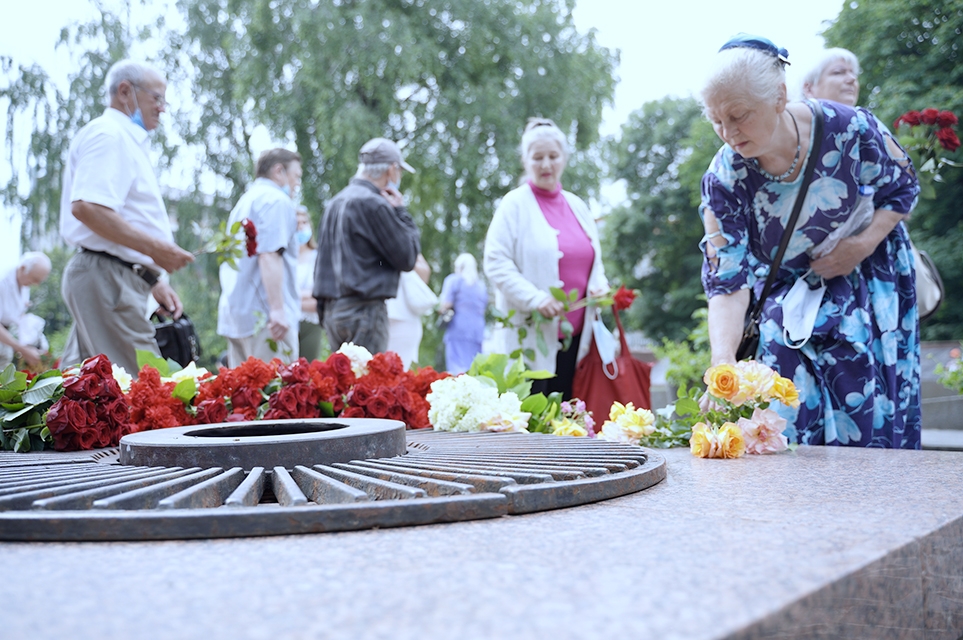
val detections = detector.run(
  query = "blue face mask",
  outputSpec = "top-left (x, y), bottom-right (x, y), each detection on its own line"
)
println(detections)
top-left (281, 184), bottom-right (291, 197)
top-left (129, 90), bottom-right (147, 131)
top-left (386, 180), bottom-right (400, 192)
top-left (296, 229), bottom-right (312, 246)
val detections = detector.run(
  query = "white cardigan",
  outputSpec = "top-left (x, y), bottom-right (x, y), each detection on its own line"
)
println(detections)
top-left (483, 183), bottom-right (608, 373)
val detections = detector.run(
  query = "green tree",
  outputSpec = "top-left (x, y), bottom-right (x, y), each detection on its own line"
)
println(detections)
top-left (823, 0), bottom-right (963, 339)
top-left (603, 97), bottom-right (718, 341)
top-left (176, 0), bottom-right (618, 365)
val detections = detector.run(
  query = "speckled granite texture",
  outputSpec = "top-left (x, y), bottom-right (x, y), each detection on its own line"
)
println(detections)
top-left (2, 446), bottom-right (961, 640)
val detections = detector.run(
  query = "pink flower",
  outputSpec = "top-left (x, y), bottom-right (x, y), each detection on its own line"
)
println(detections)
top-left (737, 408), bottom-right (789, 454)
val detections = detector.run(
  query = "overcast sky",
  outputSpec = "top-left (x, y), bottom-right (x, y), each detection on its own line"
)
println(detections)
top-left (0, 0), bottom-right (845, 258)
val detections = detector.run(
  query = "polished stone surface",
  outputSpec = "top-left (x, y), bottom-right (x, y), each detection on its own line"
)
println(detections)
top-left (2, 446), bottom-right (962, 640)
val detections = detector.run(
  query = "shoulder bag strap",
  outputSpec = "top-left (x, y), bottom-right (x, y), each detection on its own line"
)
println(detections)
top-left (747, 101), bottom-right (824, 322)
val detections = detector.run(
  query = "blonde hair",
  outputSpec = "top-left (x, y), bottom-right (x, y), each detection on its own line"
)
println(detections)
top-left (454, 253), bottom-right (479, 286)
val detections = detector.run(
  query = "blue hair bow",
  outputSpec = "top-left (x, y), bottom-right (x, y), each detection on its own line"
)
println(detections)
top-left (719, 33), bottom-right (790, 65)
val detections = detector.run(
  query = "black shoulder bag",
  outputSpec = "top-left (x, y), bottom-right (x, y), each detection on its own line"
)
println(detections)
top-left (152, 312), bottom-right (202, 367)
top-left (736, 103), bottom-right (824, 361)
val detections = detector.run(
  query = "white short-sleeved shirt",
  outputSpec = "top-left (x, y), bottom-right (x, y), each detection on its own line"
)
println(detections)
top-left (59, 108), bottom-right (174, 271)
top-left (0, 267), bottom-right (28, 328)
top-left (217, 178), bottom-right (299, 339)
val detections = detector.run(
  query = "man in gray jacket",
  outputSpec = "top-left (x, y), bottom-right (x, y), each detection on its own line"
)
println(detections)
top-left (313, 138), bottom-right (421, 354)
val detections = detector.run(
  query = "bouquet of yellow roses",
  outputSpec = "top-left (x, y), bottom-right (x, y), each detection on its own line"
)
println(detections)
top-left (672, 361), bottom-right (799, 459)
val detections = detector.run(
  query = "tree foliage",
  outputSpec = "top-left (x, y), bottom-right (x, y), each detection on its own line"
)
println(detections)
top-left (2, 0), bottom-right (617, 367)
top-left (824, 0), bottom-right (963, 339)
top-left (602, 97), bottom-right (717, 341)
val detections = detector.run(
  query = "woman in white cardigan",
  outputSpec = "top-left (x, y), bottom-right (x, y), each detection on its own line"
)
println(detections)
top-left (484, 118), bottom-right (608, 398)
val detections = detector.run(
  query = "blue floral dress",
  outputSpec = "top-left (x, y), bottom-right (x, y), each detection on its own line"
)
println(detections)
top-left (700, 101), bottom-right (922, 448)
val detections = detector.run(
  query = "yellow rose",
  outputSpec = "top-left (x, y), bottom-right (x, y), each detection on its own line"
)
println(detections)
top-left (552, 418), bottom-right (588, 438)
top-left (690, 422), bottom-right (746, 459)
top-left (615, 405), bottom-right (655, 439)
top-left (690, 422), bottom-right (713, 458)
top-left (704, 364), bottom-right (740, 402)
top-left (608, 401), bottom-right (630, 422)
top-left (772, 375), bottom-right (800, 408)
top-left (717, 422), bottom-right (746, 459)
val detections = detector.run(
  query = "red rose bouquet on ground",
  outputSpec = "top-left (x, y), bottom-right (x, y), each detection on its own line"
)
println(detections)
top-left (45, 354), bottom-right (131, 451)
top-left (893, 108), bottom-right (961, 199)
top-left (342, 351), bottom-right (448, 429)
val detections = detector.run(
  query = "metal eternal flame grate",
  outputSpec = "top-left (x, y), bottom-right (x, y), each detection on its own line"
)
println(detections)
top-left (0, 419), bottom-right (665, 542)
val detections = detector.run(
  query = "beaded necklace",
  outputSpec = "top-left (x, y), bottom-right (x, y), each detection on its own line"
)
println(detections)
top-left (752, 111), bottom-right (800, 182)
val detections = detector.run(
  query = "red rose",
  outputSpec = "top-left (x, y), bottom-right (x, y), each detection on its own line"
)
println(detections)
top-left (65, 399), bottom-right (91, 429)
top-left (269, 386), bottom-right (299, 415)
top-left (101, 377), bottom-right (123, 400)
top-left (227, 413), bottom-right (248, 422)
top-left (196, 398), bottom-right (229, 424)
top-left (341, 406), bottom-right (366, 418)
top-left (387, 404), bottom-right (403, 421)
top-left (612, 285), bottom-right (637, 311)
top-left (367, 393), bottom-right (390, 418)
top-left (279, 359), bottom-right (310, 384)
top-left (936, 128), bottom-right (961, 152)
top-left (76, 428), bottom-right (101, 450)
top-left (350, 384), bottom-right (373, 407)
top-left (96, 429), bottom-right (115, 449)
top-left (52, 432), bottom-right (76, 451)
top-left (898, 111), bottom-right (922, 127)
top-left (231, 386), bottom-right (263, 410)
top-left (105, 398), bottom-right (130, 428)
top-left (63, 373), bottom-right (103, 400)
top-left (329, 395), bottom-right (345, 413)
top-left (329, 353), bottom-right (353, 377)
top-left (921, 108), bottom-right (939, 125)
top-left (936, 110), bottom-right (959, 128)
top-left (80, 354), bottom-right (113, 378)
top-left (242, 218), bottom-right (258, 257)
top-left (44, 400), bottom-right (70, 435)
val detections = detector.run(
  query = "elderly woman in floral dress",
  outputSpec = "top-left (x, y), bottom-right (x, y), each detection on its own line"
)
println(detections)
top-left (699, 34), bottom-right (921, 448)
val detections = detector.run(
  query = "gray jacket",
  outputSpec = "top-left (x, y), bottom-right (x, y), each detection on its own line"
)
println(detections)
top-left (313, 178), bottom-right (421, 301)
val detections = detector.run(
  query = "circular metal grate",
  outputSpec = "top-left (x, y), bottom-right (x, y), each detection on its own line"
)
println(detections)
top-left (0, 425), bottom-right (665, 541)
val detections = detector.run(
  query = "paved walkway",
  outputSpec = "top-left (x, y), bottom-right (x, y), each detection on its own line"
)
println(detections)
top-left (4, 446), bottom-right (962, 639)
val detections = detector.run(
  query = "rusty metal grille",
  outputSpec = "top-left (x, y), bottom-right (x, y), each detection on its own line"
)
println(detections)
top-left (0, 431), bottom-right (665, 541)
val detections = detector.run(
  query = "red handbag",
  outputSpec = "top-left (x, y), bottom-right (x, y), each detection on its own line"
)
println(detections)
top-left (572, 308), bottom-right (652, 422)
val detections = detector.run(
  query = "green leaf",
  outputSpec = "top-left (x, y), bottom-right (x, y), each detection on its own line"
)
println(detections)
top-left (319, 401), bottom-right (334, 417)
top-left (172, 378), bottom-right (198, 404)
top-left (520, 393), bottom-right (548, 415)
top-left (0, 364), bottom-right (16, 387)
top-left (550, 286), bottom-right (567, 302)
top-left (137, 350), bottom-right (171, 377)
top-left (675, 397), bottom-right (702, 417)
top-left (568, 288), bottom-right (579, 303)
top-left (267, 338), bottom-right (279, 353)
top-left (522, 370), bottom-right (555, 380)
top-left (12, 429), bottom-right (30, 453)
top-left (22, 376), bottom-right (63, 405)
top-left (0, 389), bottom-right (21, 403)
top-left (535, 331), bottom-right (548, 356)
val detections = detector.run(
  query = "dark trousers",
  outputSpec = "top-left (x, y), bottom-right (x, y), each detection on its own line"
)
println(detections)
top-left (530, 334), bottom-right (581, 400)
top-left (322, 297), bottom-right (389, 354)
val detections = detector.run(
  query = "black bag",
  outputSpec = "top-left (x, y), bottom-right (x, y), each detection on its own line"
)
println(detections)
top-left (152, 312), bottom-right (201, 366)
top-left (736, 102), bottom-right (823, 360)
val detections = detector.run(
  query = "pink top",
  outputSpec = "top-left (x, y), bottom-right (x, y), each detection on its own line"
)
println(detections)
top-left (529, 181), bottom-right (595, 335)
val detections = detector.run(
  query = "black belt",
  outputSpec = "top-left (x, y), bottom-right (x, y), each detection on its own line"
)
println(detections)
top-left (81, 248), bottom-right (160, 287)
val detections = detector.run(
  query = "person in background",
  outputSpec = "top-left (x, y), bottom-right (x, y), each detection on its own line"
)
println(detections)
top-left (295, 205), bottom-right (324, 362)
top-left (386, 253), bottom-right (432, 369)
top-left (59, 59), bottom-right (193, 375)
top-left (0, 252), bottom-right (52, 368)
top-left (484, 118), bottom-right (608, 399)
top-left (440, 253), bottom-right (488, 375)
top-left (800, 48), bottom-right (860, 106)
top-left (314, 138), bottom-right (421, 354)
top-left (698, 34), bottom-right (920, 448)
top-left (218, 148), bottom-right (302, 366)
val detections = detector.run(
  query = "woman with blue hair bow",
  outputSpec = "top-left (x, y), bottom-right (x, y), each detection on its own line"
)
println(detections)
top-left (698, 34), bottom-right (922, 448)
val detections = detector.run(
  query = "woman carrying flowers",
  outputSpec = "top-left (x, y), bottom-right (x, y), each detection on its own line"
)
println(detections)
top-left (698, 34), bottom-right (921, 448)
top-left (483, 118), bottom-right (608, 399)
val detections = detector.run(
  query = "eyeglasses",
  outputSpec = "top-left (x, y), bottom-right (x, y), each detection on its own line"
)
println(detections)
top-left (131, 83), bottom-right (167, 108)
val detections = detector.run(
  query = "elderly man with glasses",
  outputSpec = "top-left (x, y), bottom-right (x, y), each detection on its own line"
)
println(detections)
top-left (58, 59), bottom-right (193, 375)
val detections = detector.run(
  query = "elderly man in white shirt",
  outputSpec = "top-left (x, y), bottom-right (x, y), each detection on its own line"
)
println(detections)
top-left (0, 252), bottom-right (52, 368)
top-left (59, 59), bottom-right (193, 375)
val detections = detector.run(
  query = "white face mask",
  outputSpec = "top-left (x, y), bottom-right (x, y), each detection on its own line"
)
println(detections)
top-left (782, 270), bottom-right (825, 349)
